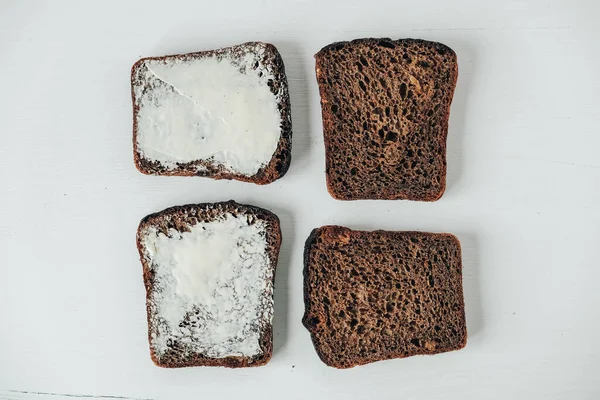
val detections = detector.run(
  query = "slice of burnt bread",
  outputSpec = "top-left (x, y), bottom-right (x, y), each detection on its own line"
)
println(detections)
top-left (131, 42), bottom-right (292, 184)
top-left (136, 200), bottom-right (281, 368)
top-left (315, 38), bottom-right (458, 200)
top-left (302, 226), bottom-right (466, 368)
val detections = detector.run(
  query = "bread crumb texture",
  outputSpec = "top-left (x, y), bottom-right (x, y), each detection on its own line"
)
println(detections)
top-left (303, 226), bottom-right (467, 368)
top-left (316, 38), bottom-right (458, 201)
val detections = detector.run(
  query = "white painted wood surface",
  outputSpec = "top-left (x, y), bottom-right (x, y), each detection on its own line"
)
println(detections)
top-left (1, 0), bottom-right (599, 399)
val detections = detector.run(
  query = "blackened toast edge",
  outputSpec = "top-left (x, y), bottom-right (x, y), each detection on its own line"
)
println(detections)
top-left (301, 225), bottom-right (350, 368)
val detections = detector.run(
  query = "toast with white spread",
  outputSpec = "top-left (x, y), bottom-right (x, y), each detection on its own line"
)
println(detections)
top-left (137, 201), bottom-right (281, 367)
top-left (131, 42), bottom-right (292, 184)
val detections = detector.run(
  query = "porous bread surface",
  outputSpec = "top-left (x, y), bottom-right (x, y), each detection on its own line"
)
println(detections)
top-left (315, 38), bottom-right (458, 200)
top-left (137, 200), bottom-right (281, 368)
top-left (302, 226), bottom-right (466, 368)
top-left (131, 42), bottom-right (292, 184)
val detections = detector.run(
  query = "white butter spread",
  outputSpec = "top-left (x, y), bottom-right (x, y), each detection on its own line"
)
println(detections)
top-left (133, 43), bottom-right (282, 176)
top-left (142, 213), bottom-right (273, 358)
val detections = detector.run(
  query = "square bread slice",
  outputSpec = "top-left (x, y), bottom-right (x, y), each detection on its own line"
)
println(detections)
top-left (302, 226), bottom-right (466, 368)
top-left (315, 38), bottom-right (458, 200)
top-left (131, 42), bottom-right (292, 184)
top-left (136, 201), bottom-right (281, 368)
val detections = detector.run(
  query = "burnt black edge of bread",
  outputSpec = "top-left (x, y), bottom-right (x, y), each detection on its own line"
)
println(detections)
top-left (254, 42), bottom-right (293, 184)
top-left (326, 186), bottom-right (446, 202)
top-left (137, 200), bottom-right (281, 368)
top-left (301, 226), bottom-right (466, 368)
top-left (137, 200), bottom-right (281, 232)
top-left (131, 42), bottom-right (292, 185)
top-left (302, 227), bottom-right (321, 327)
top-left (301, 226), bottom-right (349, 368)
top-left (315, 38), bottom-right (456, 60)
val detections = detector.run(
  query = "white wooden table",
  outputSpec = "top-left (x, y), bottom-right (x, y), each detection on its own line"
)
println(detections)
top-left (1, 1), bottom-right (599, 399)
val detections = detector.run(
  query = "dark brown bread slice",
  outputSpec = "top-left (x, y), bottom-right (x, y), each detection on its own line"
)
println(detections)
top-left (131, 42), bottom-right (292, 184)
top-left (315, 38), bottom-right (458, 200)
top-left (302, 226), bottom-right (466, 368)
top-left (137, 200), bottom-right (281, 368)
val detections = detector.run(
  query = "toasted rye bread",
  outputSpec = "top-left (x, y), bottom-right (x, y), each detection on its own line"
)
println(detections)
top-left (302, 226), bottom-right (466, 368)
top-left (315, 38), bottom-right (458, 200)
top-left (137, 201), bottom-right (281, 368)
top-left (131, 42), bottom-right (292, 184)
